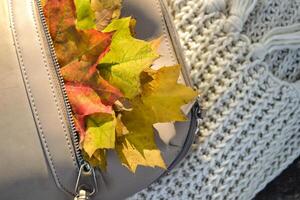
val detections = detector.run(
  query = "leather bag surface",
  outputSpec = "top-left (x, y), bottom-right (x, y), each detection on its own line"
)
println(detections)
top-left (0, 0), bottom-right (199, 199)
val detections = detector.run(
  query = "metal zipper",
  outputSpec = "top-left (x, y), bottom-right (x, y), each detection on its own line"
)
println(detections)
top-left (74, 163), bottom-right (98, 200)
top-left (35, 0), bottom-right (84, 167)
top-left (35, 0), bottom-right (97, 198)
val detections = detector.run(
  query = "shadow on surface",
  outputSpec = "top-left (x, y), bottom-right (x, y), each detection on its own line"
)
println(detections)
top-left (254, 157), bottom-right (300, 200)
top-left (121, 0), bottom-right (160, 40)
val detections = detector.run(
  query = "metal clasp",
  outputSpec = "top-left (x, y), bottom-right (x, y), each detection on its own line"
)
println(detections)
top-left (74, 163), bottom-right (98, 200)
top-left (74, 190), bottom-right (90, 200)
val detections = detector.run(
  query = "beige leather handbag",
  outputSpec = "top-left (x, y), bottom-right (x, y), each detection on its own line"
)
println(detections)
top-left (0, 0), bottom-right (200, 199)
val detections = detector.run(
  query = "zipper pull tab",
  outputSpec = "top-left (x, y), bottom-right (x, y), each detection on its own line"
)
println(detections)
top-left (74, 190), bottom-right (90, 200)
top-left (74, 163), bottom-right (98, 200)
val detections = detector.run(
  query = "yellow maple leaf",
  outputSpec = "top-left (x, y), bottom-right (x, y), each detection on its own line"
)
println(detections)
top-left (141, 65), bottom-right (197, 122)
top-left (83, 149), bottom-right (107, 171)
top-left (83, 113), bottom-right (117, 157)
top-left (115, 65), bottom-right (197, 172)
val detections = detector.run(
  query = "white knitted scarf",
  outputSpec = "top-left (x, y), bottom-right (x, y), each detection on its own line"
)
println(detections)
top-left (130, 0), bottom-right (300, 199)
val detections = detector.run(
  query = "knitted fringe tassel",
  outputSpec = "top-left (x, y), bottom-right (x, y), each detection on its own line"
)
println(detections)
top-left (250, 24), bottom-right (300, 60)
top-left (224, 0), bottom-right (257, 33)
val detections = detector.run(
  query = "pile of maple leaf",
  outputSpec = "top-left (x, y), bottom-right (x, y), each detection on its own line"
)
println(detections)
top-left (43, 0), bottom-right (197, 172)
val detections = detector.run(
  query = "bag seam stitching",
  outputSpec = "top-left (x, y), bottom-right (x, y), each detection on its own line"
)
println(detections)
top-left (8, 0), bottom-right (74, 196)
top-left (29, 0), bottom-right (77, 167)
top-left (155, 0), bottom-right (177, 64)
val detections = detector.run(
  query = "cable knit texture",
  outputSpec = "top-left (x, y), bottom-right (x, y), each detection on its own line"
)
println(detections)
top-left (129, 0), bottom-right (300, 199)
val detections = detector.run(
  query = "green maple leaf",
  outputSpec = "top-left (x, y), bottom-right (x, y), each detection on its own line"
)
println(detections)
top-left (74, 0), bottom-right (122, 31)
top-left (98, 17), bottom-right (160, 99)
top-left (83, 113), bottom-right (116, 157)
top-left (74, 0), bottom-right (96, 30)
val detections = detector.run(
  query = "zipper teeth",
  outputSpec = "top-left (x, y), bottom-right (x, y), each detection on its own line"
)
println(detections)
top-left (35, 0), bottom-right (84, 167)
